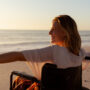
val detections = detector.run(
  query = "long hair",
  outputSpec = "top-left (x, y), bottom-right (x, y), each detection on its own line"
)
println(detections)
top-left (53, 15), bottom-right (81, 55)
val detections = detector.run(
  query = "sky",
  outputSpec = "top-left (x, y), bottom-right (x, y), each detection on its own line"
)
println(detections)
top-left (0, 0), bottom-right (90, 30)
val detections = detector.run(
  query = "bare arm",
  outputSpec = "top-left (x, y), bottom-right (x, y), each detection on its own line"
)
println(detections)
top-left (0, 52), bottom-right (26, 63)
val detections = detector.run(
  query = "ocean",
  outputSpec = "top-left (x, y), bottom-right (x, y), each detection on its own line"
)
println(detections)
top-left (0, 30), bottom-right (51, 54)
top-left (0, 30), bottom-right (90, 53)
top-left (0, 30), bottom-right (90, 89)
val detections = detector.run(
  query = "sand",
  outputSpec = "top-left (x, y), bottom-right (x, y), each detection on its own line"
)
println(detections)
top-left (82, 65), bottom-right (90, 89)
top-left (0, 62), bottom-right (32, 90)
top-left (0, 61), bottom-right (90, 90)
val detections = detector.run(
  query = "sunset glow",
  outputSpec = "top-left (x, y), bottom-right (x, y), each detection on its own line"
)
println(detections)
top-left (0, 0), bottom-right (90, 30)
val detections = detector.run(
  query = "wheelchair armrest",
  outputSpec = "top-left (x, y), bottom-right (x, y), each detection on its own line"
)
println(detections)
top-left (85, 56), bottom-right (90, 60)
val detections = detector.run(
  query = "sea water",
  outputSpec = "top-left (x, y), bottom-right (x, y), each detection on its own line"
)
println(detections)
top-left (0, 30), bottom-right (90, 53)
top-left (0, 30), bottom-right (50, 53)
top-left (0, 30), bottom-right (90, 89)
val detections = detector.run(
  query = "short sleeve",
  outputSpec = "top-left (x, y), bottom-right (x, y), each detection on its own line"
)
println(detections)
top-left (80, 48), bottom-right (86, 59)
top-left (21, 46), bottom-right (53, 62)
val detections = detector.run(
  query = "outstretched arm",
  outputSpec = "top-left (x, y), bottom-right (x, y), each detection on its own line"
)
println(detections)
top-left (0, 52), bottom-right (26, 63)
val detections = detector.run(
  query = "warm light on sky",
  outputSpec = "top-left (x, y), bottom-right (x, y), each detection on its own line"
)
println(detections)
top-left (0, 0), bottom-right (90, 30)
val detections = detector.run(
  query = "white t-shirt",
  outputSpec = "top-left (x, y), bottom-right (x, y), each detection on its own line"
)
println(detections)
top-left (22, 45), bottom-right (86, 80)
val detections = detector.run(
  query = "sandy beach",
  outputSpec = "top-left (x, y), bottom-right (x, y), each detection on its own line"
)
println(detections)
top-left (0, 62), bottom-right (32, 90)
top-left (0, 61), bottom-right (90, 90)
top-left (82, 64), bottom-right (90, 89)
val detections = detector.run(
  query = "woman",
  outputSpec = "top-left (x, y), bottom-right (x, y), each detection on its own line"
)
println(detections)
top-left (0, 15), bottom-right (86, 80)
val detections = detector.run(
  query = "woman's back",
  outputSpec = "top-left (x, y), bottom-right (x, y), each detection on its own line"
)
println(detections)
top-left (22, 45), bottom-right (85, 80)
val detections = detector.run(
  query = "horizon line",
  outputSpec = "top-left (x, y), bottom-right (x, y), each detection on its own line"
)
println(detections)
top-left (0, 29), bottom-right (90, 31)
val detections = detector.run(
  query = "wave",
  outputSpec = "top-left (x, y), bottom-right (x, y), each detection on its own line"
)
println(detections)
top-left (0, 40), bottom-right (90, 47)
top-left (81, 34), bottom-right (90, 37)
top-left (0, 41), bottom-right (50, 46)
top-left (82, 40), bottom-right (90, 42)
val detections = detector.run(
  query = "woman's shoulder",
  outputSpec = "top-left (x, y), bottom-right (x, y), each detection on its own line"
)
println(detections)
top-left (52, 45), bottom-right (86, 58)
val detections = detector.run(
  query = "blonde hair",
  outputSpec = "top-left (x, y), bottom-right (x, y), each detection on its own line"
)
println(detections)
top-left (53, 15), bottom-right (81, 55)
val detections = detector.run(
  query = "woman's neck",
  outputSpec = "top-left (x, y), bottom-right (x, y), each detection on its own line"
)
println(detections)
top-left (56, 42), bottom-right (66, 47)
